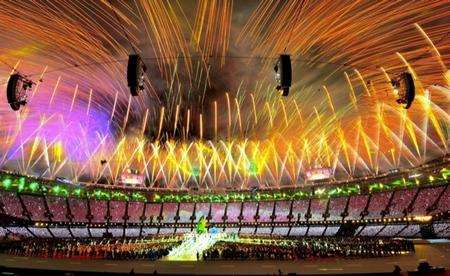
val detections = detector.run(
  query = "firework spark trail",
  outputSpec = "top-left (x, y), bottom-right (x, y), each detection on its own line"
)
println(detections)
top-left (192, 0), bottom-right (233, 67)
top-left (237, 1), bottom-right (450, 99)
top-left (0, 0), bottom-right (145, 131)
top-left (0, 1), bottom-right (448, 189)
top-left (137, 0), bottom-right (193, 82)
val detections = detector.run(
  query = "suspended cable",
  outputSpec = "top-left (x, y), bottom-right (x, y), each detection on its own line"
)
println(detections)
top-left (0, 59), bottom-right (16, 71)
top-left (0, 55), bottom-right (351, 79)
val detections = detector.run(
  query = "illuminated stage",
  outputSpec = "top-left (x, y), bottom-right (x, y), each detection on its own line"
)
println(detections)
top-left (166, 232), bottom-right (233, 261)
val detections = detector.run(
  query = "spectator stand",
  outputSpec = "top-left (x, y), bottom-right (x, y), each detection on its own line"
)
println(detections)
top-left (429, 184), bottom-right (449, 215)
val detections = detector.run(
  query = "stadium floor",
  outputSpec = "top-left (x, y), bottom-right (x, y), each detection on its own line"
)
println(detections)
top-left (0, 243), bottom-right (449, 275)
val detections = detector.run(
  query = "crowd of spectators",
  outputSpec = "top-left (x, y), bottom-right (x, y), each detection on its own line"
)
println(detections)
top-left (0, 238), bottom-right (177, 260)
top-left (109, 201), bottom-right (126, 223)
top-left (386, 189), bottom-right (417, 218)
top-left (345, 195), bottom-right (368, 220)
top-left (411, 186), bottom-right (445, 215)
top-left (377, 225), bottom-right (405, 237)
top-left (0, 235), bottom-right (414, 262)
top-left (202, 237), bottom-right (414, 261)
top-left (366, 191), bottom-right (391, 219)
top-left (357, 225), bottom-right (384, 236)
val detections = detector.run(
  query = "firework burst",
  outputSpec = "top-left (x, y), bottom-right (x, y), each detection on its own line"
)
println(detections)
top-left (0, 0), bottom-right (448, 190)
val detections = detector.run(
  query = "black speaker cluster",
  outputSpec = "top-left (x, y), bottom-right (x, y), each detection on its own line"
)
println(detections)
top-left (6, 73), bottom-right (33, 111)
top-left (392, 72), bottom-right (415, 109)
top-left (274, 54), bottom-right (292, 96)
top-left (127, 54), bottom-right (147, 96)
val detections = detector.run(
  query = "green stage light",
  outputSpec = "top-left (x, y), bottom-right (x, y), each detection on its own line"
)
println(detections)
top-left (248, 161), bottom-right (258, 175)
top-left (72, 188), bottom-right (83, 197)
top-left (18, 179), bottom-right (25, 192)
top-left (153, 194), bottom-right (161, 202)
top-left (29, 182), bottom-right (39, 192)
top-left (2, 178), bottom-right (12, 189)
top-left (191, 167), bottom-right (200, 177)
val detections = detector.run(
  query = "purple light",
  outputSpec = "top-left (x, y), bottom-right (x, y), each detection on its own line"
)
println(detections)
top-left (4, 84), bottom-right (113, 163)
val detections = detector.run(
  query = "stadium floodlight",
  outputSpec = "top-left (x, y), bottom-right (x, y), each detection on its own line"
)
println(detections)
top-left (6, 73), bottom-right (33, 111)
top-left (391, 72), bottom-right (415, 109)
top-left (274, 54), bottom-right (292, 96)
top-left (127, 54), bottom-right (147, 96)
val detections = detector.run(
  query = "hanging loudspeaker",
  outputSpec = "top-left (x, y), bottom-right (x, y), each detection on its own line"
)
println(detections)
top-left (127, 54), bottom-right (146, 96)
top-left (274, 54), bottom-right (292, 96)
top-left (6, 73), bottom-right (32, 111)
top-left (393, 72), bottom-right (415, 109)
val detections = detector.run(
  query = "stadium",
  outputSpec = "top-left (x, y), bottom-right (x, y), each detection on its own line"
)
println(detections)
top-left (0, 0), bottom-right (449, 275)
